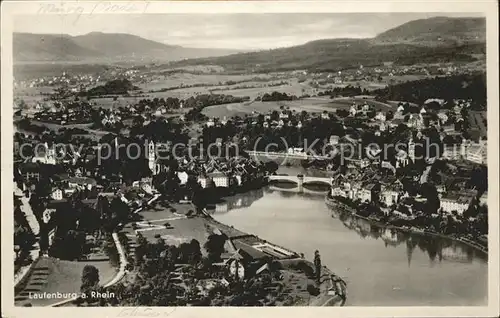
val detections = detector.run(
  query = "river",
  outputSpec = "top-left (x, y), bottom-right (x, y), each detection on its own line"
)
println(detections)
top-left (209, 184), bottom-right (488, 306)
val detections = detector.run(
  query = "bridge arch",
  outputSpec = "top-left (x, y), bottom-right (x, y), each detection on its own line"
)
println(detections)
top-left (268, 175), bottom-right (332, 186)
top-left (302, 179), bottom-right (332, 186)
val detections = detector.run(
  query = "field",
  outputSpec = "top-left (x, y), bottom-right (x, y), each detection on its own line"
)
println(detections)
top-left (122, 201), bottom-right (248, 255)
top-left (14, 86), bottom-right (54, 105)
top-left (90, 96), bottom-right (145, 109)
top-left (212, 80), bottom-right (313, 99)
top-left (15, 257), bottom-right (116, 306)
top-left (202, 97), bottom-right (395, 118)
top-left (138, 73), bottom-right (272, 90)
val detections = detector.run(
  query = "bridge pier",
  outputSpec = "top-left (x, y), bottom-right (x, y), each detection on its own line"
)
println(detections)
top-left (297, 174), bottom-right (304, 192)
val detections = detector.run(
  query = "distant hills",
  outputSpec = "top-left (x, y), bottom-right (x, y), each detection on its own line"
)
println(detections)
top-left (172, 17), bottom-right (486, 72)
top-left (13, 32), bottom-right (241, 63)
top-left (373, 16), bottom-right (485, 45)
top-left (13, 16), bottom-right (486, 69)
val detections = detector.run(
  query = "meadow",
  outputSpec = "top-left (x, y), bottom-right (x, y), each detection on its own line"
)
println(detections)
top-left (201, 96), bottom-right (396, 118)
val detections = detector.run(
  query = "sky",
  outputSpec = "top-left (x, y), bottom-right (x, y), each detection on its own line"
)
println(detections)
top-left (14, 13), bottom-right (483, 50)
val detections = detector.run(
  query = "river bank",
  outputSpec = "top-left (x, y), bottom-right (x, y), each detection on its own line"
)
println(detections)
top-left (212, 187), bottom-right (487, 305)
top-left (324, 196), bottom-right (488, 255)
top-left (200, 208), bottom-right (347, 306)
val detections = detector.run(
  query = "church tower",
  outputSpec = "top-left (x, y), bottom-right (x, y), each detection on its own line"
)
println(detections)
top-left (45, 142), bottom-right (56, 165)
top-left (408, 138), bottom-right (415, 162)
top-left (148, 141), bottom-right (157, 175)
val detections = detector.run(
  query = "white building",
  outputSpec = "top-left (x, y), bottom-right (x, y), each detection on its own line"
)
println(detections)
top-left (408, 138), bottom-right (416, 162)
top-left (442, 145), bottom-right (461, 161)
top-left (42, 208), bottom-right (57, 224)
top-left (437, 112), bottom-right (449, 124)
top-left (380, 181), bottom-right (403, 207)
top-left (395, 150), bottom-right (409, 168)
top-left (209, 171), bottom-right (230, 188)
top-left (479, 191), bottom-right (488, 206)
top-left (51, 188), bottom-right (64, 200)
top-left (464, 141), bottom-right (487, 165)
top-left (349, 104), bottom-right (357, 117)
top-left (407, 114), bottom-right (424, 130)
top-left (329, 135), bottom-right (340, 145)
top-left (279, 112), bottom-right (289, 119)
top-left (32, 142), bottom-right (56, 165)
top-left (198, 175), bottom-right (213, 189)
top-left (440, 192), bottom-right (475, 215)
top-left (177, 171), bottom-right (189, 185)
top-left (379, 122), bottom-right (387, 132)
top-left (375, 112), bottom-right (386, 122)
top-left (67, 177), bottom-right (97, 191)
top-left (357, 188), bottom-right (373, 203)
top-left (380, 189), bottom-right (400, 207)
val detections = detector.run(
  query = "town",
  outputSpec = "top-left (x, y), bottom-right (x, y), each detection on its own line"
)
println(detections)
top-left (10, 13), bottom-right (489, 308)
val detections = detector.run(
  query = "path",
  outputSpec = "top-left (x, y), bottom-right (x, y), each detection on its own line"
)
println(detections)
top-left (134, 215), bottom-right (187, 233)
top-left (132, 193), bottom-right (162, 214)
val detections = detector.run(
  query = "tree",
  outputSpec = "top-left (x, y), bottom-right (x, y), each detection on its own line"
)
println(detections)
top-left (264, 161), bottom-right (279, 174)
top-left (109, 197), bottom-right (130, 225)
top-left (204, 233), bottom-right (227, 263)
top-left (81, 265), bottom-right (100, 302)
top-left (178, 239), bottom-right (202, 265)
top-left (135, 233), bottom-right (148, 266)
top-left (313, 250), bottom-right (322, 283)
top-left (336, 109), bottom-right (349, 118)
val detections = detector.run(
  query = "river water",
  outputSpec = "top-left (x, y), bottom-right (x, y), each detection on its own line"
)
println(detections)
top-left (210, 183), bottom-right (488, 306)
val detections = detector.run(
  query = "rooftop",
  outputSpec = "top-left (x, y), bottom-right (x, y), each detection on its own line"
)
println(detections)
top-left (442, 191), bottom-right (476, 204)
top-left (67, 177), bottom-right (97, 185)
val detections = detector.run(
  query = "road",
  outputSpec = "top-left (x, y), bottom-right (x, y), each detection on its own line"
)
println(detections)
top-left (14, 186), bottom-right (41, 287)
top-left (15, 187), bottom-right (40, 235)
top-left (246, 150), bottom-right (330, 160)
top-left (103, 232), bottom-right (128, 287)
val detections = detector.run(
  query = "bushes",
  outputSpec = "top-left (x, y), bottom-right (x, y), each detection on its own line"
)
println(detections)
top-left (102, 235), bottom-right (120, 268)
top-left (373, 73), bottom-right (486, 109)
top-left (288, 260), bottom-right (315, 278)
top-left (261, 91), bottom-right (297, 102)
top-left (306, 283), bottom-right (320, 296)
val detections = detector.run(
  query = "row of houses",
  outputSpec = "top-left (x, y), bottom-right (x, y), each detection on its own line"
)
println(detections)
top-left (330, 171), bottom-right (405, 207)
top-left (441, 139), bottom-right (488, 164)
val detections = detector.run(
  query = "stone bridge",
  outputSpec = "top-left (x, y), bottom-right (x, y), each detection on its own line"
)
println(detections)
top-left (268, 184), bottom-right (329, 195)
top-left (247, 151), bottom-right (330, 160)
top-left (268, 175), bottom-right (332, 186)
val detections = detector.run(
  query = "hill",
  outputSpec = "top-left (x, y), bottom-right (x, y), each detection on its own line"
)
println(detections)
top-left (373, 16), bottom-right (486, 45)
top-left (13, 33), bottom-right (102, 61)
top-left (172, 17), bottom-right (486, 72)
top-left (13, 32), bottom-right (240, 63)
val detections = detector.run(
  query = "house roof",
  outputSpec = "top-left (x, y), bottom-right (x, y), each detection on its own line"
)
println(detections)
top-left (67, 177), bottom-right (97, 185)
top-left (441, 192), bottom-right (475, 205)
top-left (364, 183), bottom-right (378, 191)
top-left (19, 162), bottom-right (40, 173)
